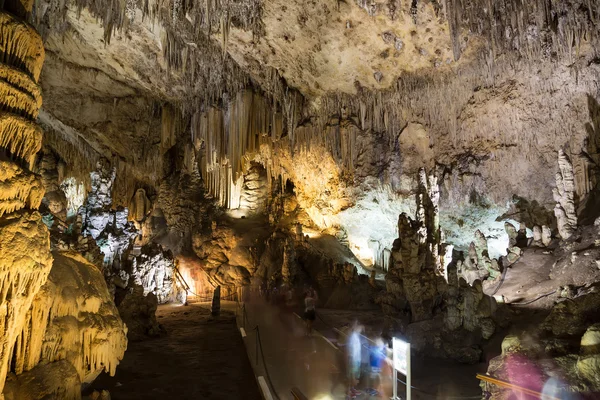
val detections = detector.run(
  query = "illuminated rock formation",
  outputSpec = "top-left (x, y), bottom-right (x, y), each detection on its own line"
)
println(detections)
top-left (487, 290), bottom-right (600, 398)
top-left (131, 243), bottom-right (175, 304)
top-left (0, 1), bottom-right (54, 396)
top-left (542, 225), bottom-right (553, 247)
top-left (191, 224), bottom-right (257, 287)
top-left (14, 252), bottom-right (127, 388)
top-left (129, 188), bottom-right (152, 223)
top-left (553, 149), bottom-right (578, 240)
top-left (116, 285), bottom-right (163, 342)
top-left (38, 149), bottom-right (67, 221)
top-left (79, 160), bottom-right (137, 267)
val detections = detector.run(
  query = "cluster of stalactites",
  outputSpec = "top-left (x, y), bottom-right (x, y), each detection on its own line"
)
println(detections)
top-left (445, 0), bottom-right (599, 62)
top-left (192, 90), bottom-right (281, 208)
top-left (190, 88), bottom-right (366, 209)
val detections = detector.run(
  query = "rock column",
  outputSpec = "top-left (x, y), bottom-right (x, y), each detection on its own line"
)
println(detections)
top-left (0, 1), bottom-right (53, 395)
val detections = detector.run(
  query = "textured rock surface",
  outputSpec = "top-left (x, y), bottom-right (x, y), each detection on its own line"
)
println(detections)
top-left (0, 3), bottom-right (52, 396)
top-left (3, 360), bottom-right (80, 400)
top-left (116, 285), bottom-right (163, 342)
top-left (553, 149), bottom-right (579, 240)
top-left (16, 251), bottom-right (127, 387)
top-left (487, 289), bottom-right (600, 398)
top-left (0, 211), bottom-right (52, 394)
top-left (131, 243), bottom-right (175, 304)
top-left (79, 160), bottom-right (137, 267)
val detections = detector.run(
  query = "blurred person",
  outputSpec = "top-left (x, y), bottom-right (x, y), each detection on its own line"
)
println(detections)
top-left (303, 289), bottom-right (316, 336)
top-left (346, 322), bottom-right (364, 399)
top-left (366, 338), bottom-right (386, 397)
top-left (277, 283), bottom-right (296, 332)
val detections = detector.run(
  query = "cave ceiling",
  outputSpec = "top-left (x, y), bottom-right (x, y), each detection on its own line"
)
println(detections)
top-left (30, 0), bottom-right (600, 209)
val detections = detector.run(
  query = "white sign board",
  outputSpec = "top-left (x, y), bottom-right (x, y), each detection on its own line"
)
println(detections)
top-left (392, 337), bottom-right (411, 400)
top-left (393, 337), bottom-right (409, 375)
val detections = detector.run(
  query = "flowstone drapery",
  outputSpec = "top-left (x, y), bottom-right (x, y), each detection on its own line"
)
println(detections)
top-left (0, 2), bottom-right (53, 396)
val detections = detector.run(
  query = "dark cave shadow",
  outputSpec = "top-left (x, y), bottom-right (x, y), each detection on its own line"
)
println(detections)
top-left (579, 94), bottom-right (600, 224)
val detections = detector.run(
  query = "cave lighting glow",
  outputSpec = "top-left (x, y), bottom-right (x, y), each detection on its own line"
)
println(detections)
top-left (60, 177), bottom-right (86, 218)
top-left (338, 186), bottom-right (530, 267)
top-left (313, 395), bottom-right (333, 400)
top-left (176, 257), bottom-right (203, 297)
top-left (337, 185), bottom-right (416, 267)
top-left (439, 202), bottom-right (530, 259)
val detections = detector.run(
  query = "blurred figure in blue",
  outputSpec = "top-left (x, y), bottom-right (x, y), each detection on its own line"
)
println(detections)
top-left (366, 338), bottom-right (386, 397)
top-left (346, 322), bottom-right (364, 399)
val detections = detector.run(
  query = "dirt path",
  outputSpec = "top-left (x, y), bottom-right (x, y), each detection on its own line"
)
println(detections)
top-left (88, 303), bottom-right (261, 400)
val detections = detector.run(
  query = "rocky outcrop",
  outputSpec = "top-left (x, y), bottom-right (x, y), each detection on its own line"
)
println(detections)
top-left (377, 168), bottom-right (497, 362)
top-left (553, 150), bottom-right (578, 240)
top-left (130, 243), bottom-right (175, 304)
top-left (191, 219), bottom-right (270, 288)
top-left (22, 252), bottom-right (127, 383)
top-left (238, 163), bottom-right (268, 213)
top-left (3, 360), bottom-right (80, 400)
top-left (0, 212), bottom-right (52, 395)
top-left (457, 230), bottom-right (500, 284)
top-left (38, 149), bottom-right (67, 220)
top-left (486, 288), bottom-right (600, 398)
top-left (79, 160), bottom-right (137, 269)
top-left (116, 285), bottom-right (163, 342)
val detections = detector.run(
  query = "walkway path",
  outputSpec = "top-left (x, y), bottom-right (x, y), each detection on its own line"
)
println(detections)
top-left (88, 303), bottom-right (261, 400)
top-left (236, 298), bottom-right (484, 400)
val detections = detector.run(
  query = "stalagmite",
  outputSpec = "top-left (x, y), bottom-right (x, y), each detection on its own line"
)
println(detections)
top-left (129, 188), bottom-right (152, 223)
top-left (553, 149), bottom-right (578, 239)
top-left (504, 222), bottom-right (518, 248)
top-left (542, 225), bottom-right (552, 247)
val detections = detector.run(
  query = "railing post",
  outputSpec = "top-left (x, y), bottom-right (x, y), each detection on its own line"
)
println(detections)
top-left (255, 328), bottom-right (259, 367)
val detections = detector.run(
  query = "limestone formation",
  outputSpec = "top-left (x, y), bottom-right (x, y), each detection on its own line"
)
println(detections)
top-left (0, 2), bottom-right (55, 396)
top-left (17, 252), bottom-right (127, 386)
top-left (1, 0), bottom-right (600, 396)
top-left (553, 149), bottom-right (578, 239)
top-left (131, 243), bottom-right (176, 304)
top-left (38, 149), bottom-right (67, 220)
top-left (116, 285), bottom-right (163, 342)
top-left (487, 291), bottom-right (600, 398)
top-left (129, 188), bottom-right (152, 223)
top-left (238, 163), bottom-right (268, 213)
top-left (504, 222), bottom-right (518, 248)
top-left (379, 169), bottom-right (497, 362)
top-left (192, 223), bottom-right (262, 287)
top-left (79, 161), bottom-right (138, 267)
top-left (541, 225), bottom-right (552, 247)
top-left (532, 225), bottom-right (543, 246)
top-left (457, 230), bottom-right (500, 284)
top-left (281, 238), bottom-right (296, 284)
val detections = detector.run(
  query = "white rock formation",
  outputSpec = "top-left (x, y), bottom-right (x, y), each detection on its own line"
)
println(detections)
top-left (79, 161), bottom-right (138, 267)
top-left (542, 225), bottom-right (552, 247)
top-left (553, 149), bottom-right (578, 239)
top-left (131, 244), bottom-right (175, 304)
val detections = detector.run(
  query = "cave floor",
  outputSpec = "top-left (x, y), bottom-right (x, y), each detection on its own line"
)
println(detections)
top-left (87, 303), bottom-right (261, 400)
